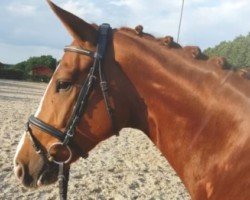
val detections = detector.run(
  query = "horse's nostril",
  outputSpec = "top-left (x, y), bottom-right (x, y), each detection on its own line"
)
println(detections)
top-left (14, 161), bottom-right (24, 181)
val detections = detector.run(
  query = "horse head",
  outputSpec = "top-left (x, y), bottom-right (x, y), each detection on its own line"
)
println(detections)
top-left (13, 0), bottom-right (142, 188)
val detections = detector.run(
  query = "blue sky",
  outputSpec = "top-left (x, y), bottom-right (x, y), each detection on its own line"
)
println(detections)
top-left (0, 0), bottom-right (249, 64)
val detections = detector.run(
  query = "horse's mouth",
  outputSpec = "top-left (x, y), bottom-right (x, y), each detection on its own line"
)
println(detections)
top-left (36, 164), bottom-right (58, 187)
top-left (20, 163), bottom-right (58, 188)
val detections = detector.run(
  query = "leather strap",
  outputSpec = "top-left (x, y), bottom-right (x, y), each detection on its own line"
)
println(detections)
top-left (29, 115), bottom-right (65, 141)
top-left (64, 46), bottom-right (94, 57)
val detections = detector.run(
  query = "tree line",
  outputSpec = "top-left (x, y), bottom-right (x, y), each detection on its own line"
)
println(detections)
top-left (204, 33), bottom-right (250, 69)
top-left (12, 55), bottom-right (57, 73)
top-left (0, 55), bottom-right (57, 81)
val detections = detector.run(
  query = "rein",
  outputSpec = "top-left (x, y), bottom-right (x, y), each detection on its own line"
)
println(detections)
top-left (25, 23), bottom-right (116, 200)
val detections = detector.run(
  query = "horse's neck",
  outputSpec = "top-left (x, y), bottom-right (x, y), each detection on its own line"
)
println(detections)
top-left (114, 33), bottom-right (250, 198)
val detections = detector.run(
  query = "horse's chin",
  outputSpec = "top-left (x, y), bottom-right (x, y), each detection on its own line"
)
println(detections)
top-left (21, 163), bottom-right (58, 188)
top-left (36, 165), bottom-right (58, 187)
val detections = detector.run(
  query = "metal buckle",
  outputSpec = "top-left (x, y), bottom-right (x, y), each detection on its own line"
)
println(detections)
top-left (100, 81), bottom-right (108, 92)
top-left (89, 75), bottom-right (97, 84)
top-left (94, 52), bottom-right (102, 59)
top-left (62, 130), bottom-right (74, 146)
top-left (48, 142), bottom-right (72, 165)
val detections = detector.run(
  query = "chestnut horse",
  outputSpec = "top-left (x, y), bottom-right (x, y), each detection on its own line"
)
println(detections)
top-left (14, 1), bottom-right (250, 199)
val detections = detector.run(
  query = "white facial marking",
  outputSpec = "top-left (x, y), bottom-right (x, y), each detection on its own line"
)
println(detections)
top-left (34, 79), bottom-right (53, 117)
top-left (14, 132), bottom-right (26, 164)
top-left (35, 63), bottom-right (61, 117)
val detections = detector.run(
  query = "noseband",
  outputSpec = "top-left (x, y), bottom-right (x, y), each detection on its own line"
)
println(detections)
top-left (25, 24), bottom-right (116, 200)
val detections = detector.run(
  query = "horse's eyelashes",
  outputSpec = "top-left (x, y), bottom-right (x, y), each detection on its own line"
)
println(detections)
top-left (56, 80), bottom-right (72, 93)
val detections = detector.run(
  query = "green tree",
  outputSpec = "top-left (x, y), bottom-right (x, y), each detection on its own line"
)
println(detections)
top-left (12, 61), bottom-right (26, 72)
top-left (12, 55), bottom-right (57, 73)
top-left (25, 55), bottom-right (57, 72)
top-left (204, 33), bottom-right (250, 69)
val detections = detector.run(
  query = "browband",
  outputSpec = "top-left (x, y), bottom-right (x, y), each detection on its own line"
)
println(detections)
top-left (64, 46), bottom-right (95, 57)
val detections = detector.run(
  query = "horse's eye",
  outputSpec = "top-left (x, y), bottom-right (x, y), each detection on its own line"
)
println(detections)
top-left (56, 81), bottom-right (72, 92)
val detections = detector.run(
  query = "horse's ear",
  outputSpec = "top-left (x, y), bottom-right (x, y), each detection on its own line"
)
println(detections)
top-left (47, 0), bottom-right (97, 45)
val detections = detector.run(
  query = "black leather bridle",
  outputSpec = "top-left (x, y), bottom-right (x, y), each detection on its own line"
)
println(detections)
top-left (25, 23), bottom-right (116, 200)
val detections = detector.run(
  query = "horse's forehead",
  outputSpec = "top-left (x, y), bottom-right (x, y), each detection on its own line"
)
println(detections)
top-left (57, 51), bottom-right (82, 73)
top-left (61, 51), bottom-right (98, 76)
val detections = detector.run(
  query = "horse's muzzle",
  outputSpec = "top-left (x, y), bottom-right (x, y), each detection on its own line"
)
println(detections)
top-left (14, 158), bottom-right (58, 188)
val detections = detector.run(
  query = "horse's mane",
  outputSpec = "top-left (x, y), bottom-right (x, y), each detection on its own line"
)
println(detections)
top-left (116, 25), bottom-right (250, 97)
top-left (118, 26), bottom-right (249, 75)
